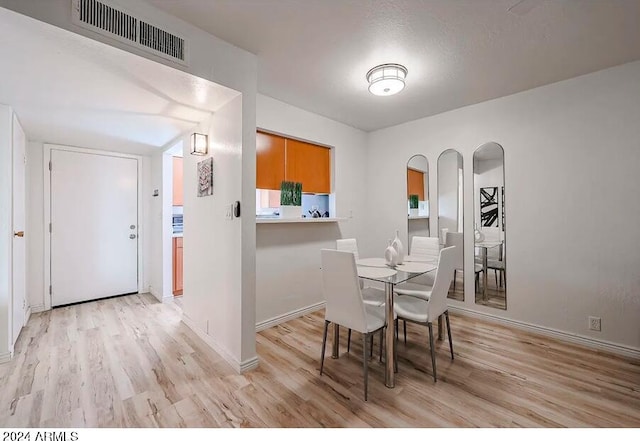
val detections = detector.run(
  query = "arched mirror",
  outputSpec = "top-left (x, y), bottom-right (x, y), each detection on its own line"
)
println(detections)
top-left (473, 142), bottom-right (506, 309)
top-left (437, 149), bottom-right (464, 301)
top-left (407, 155), bottom-right (429, 245)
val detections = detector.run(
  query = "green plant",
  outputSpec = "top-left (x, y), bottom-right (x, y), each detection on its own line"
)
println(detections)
top-left (280, 181), bottom-right (293, 205)
top-left (293, 182), bottom-right (302, 206)
top-left (409, 194), bottom-right (419, 209)
top-left (280, 181), bottom-right (302, 206)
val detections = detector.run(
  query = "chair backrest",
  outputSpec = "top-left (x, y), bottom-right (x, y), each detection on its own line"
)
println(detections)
top-left (321, 249), bottom-right (368, 333)
top-left (410, 236), bottom-right (440, 260)
top-left (445, 232), bottom-right (464, 271)
top-left (336, 238), bottom-right (360, 260)
top-left (440, 228), bottom-right (449, 245)
top-left (426, 246), bottom-right (457, 321)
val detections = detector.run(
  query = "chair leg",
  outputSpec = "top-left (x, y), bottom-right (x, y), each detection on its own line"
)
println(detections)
top-left (453, 269), bottom-right (456, 292)
top-left (445, 310), bottom-right (454, 360)
top-left (403, 320), bottom-right (407, 345)
top-left (494, 269), bottom-right (498, 287)
top-left (347, 329), bottom-right (352, 353)
top-left (362, 333), bottom-right (369, 401)
top-left (320, 320), bottom-right (329, 375)
top-left (379, 328), bottom-right (383, 362)
top-left (395, 319), bottom-right (399, 341)
top-left (369, 334), bottom-right (374, 358)
top-left (427, 322), bottom-right (437, 382)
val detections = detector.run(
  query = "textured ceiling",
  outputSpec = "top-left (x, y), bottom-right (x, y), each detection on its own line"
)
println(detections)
top-left (146, 0), bottom-right (640, 131)
top-left (0, 8), bottom-right (239, 155)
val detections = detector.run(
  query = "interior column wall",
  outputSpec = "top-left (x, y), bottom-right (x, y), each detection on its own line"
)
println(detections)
top-left (0, 104), bottom-right (12, 359)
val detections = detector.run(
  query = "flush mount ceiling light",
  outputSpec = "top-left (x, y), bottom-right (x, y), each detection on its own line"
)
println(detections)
top-left (366, 63), bottom-right (408, 96)
top-left (190, 132), bottom-right (208, 156)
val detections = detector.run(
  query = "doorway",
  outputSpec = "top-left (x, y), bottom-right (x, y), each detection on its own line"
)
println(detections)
top-left (47, 146), bottom-right (142, 307)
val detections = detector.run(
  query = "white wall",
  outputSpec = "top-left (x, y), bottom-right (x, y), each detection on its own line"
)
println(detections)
top-left (2, 0), bottom-right (259, 368)
top-left (365, 60), bottom-right (640, 354)
top-left (0, 104), bottom-right (12, 359)
top-left (255, 94), bottom-right (368, 326)
top-left (181, 95), bottom-right (257, 369)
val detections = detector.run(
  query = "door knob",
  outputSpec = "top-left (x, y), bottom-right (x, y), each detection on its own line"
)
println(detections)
top-left (14, 231), bottom-right (24, 238)
top-left (129, 234), bottom-right (137, 239)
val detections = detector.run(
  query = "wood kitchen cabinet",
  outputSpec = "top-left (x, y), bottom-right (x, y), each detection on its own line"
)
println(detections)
top-left (285, 138), bottom-right (331, 194)
top-left (407, 168), bottom-right (425, 200)
top-left (173, 157), bottom-right (184, 206)
top-left (256, 130), bottom-right (331, 194)
top-left (173, 237), bottom-right (183, 295)
top-left (256, 131), bottom-right (286, 190)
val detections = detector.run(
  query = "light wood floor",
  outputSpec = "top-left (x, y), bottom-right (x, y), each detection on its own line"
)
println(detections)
top-left (1, 293), bottom-right (638, 427)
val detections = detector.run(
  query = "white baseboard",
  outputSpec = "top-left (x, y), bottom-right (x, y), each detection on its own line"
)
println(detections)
top-left (181, 314), bottom-right (259, 374)
top-left (30, 304), bottom-right (47, 314)
top-left (0, 352), bottom-right (11, 364)
top-left (25, 306), bottom-right (32, 325)
top-left (149, 286), bottom-right (163, 302)
top-left (449, 305), bottom-right (640, 359)
top-left (240, 356), bottom-right (259, 373)
top-left (161, 295), bottom-right (176, 304)
top-left (256, 301), bottom-right (326, 332)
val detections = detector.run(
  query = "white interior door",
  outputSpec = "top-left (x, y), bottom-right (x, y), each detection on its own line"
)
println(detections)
top-left (51, 149), bottom-right (138, 307)
top-left (11, 115), bottom-right (26, 345)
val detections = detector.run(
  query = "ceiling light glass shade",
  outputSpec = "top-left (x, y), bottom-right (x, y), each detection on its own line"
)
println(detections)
top-left (366, 63), bottom-right (408, 96)
top-left (190, 132), bottom-right (208, 155)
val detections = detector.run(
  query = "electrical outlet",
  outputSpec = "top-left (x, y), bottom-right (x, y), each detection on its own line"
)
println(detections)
top-left (588, 316), bottom-right (601, 331)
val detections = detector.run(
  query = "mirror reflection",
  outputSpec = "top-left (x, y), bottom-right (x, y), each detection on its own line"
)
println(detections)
top-left (407, 155), bottom-right (429, 242)
top-left (473, 142), bottom-right (507, 309)
top-left (437, 149), bottom-right (464, 301)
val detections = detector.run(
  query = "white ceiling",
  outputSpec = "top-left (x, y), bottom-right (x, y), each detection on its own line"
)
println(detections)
top-left (146, 0), bottom-right (640, 132)
top-left (0, 8), bottom-right (239, 155)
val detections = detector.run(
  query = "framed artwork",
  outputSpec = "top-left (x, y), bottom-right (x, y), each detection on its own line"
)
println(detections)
top-left (480, 186), bottom-right (498, 227)
top-left (197, 157), bottom-right (213, 197)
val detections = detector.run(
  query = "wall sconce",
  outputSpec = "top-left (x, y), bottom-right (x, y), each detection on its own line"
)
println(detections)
top-left (190, 133), bottom-right (208, 156)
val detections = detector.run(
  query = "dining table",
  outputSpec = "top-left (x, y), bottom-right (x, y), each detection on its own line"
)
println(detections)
top-left (474, 240), bottom-right (503, 301)
top-left (331, 256), bottom-right (437, 388)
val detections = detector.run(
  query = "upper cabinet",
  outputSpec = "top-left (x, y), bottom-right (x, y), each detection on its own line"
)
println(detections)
top-left (256, 131), bottom-right (286, 191)
top-left (256, 131), bottom-right (331, 194)
top-left (173, 156), bottom-right (183, 206)
top-left (407, 168), bottom-right (425, 200)
top-left (285, 139), bottom-right (330, 194)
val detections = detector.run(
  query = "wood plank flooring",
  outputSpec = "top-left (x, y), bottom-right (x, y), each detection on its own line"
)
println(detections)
top-left (0, 293), bottom-right (638, 427)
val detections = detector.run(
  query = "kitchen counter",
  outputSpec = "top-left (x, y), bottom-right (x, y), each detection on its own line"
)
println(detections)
top-left (256, 217), bottom-right (347, 224)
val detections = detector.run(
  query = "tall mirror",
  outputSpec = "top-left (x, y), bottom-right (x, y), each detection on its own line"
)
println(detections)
top-left (437, 149), bottom-right (464, 301)
top-left (407, 155), bottom-right (429, 245)
top-left (473, 142), bottom-right (507, 309)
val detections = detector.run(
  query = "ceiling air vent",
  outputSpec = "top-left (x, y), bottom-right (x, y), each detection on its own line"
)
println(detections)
top-left (71, 0), bottom-right (188, 65)
top-left (139, 21), bottom-right (185, 62)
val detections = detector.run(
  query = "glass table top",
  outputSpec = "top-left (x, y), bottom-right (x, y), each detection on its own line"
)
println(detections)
top-left (356, 258), bottom-right (437, 285)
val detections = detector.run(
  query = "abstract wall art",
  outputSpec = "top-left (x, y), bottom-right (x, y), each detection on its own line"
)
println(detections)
top-left (480, 186), bottom-right (498, 227)
top-left (197, 157), bottom-right (213, 197)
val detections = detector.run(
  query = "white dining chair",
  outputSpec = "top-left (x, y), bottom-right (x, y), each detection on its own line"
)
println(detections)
top-left (395, 236), bottom-right (440, 300)
top-left (319, 249), bottom-right (387, 401)
top-left (394, 246), bottom-right (457, 382)
top-left (445, 232), bottom-right (483, 292)
top-left (409, 236), bottom-right (440, 261)
top-left (487, 244), bottom-right (506, 288)
top-left (440, 228), bottom-right (449, 246)
top-left (336, 238), bottom-right (385, 306)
